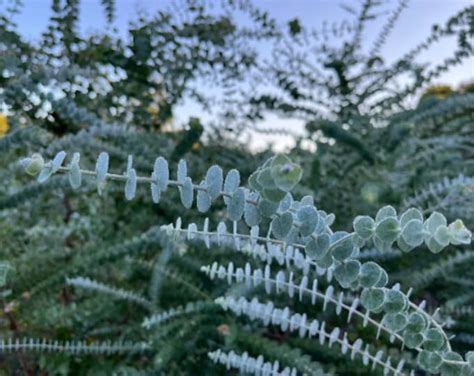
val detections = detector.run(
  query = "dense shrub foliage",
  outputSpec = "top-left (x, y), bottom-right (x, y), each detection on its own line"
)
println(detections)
top-left (1, 0), bottom-right (473, 375)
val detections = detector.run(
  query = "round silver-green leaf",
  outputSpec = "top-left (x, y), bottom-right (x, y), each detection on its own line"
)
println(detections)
top-left (400, 208), bottom-right (423, 227)
top-left (180, 177), bottom-right (194, 209)
top-left (383, 313), bottom-right (407, 332)
top-left (401, 219), bottom-right (424, 247)
top-left (375, 217), bottom-right (400, 244)
top-left (153, 157), bottom-right (169, 191)
top-left (227, 187), bottom-right (245, 221)
top-left (271, 212), bottom-right (293, 240)
top-left (177, 159), bottom-right (187, 184)
top-left (244, 192), bottom-right (260, 226)
top-left (353, 215), bottom-right (375, 240)
top-left (257, 199), bottom-right (279, 218)
top-left (375, 205), bottom-right (397, 222)
top-left (334, 260), bottom-right (361, 288)
top-left (223, 169), bottom-right (240, 204)
top-left (305, 234), bottom-right (330, 260)
top-left (423, 328), bottom-right (445, 351)
top-left (383, 289), bottom-right (407, 313)
top-left (205, 165), bottom-right (223, 200)
top-left (197, 182), bottom-right (212, 213)
top-left (297, 206), bottom-right (319, 237)
top-left (418, 350), bottom-right (442, 372)
top-left (404, 331), bottom-right (424, 349)
top-left (361, 288), bottom-right (385, 311)
top-left (330, 232), bottom-right (355, 261)
top-left (359, 262), bottom-right (383, 288)
top-left (125, 169), bottom-right (137, 201)
top-left (406, 312), bottom-right (428, 333)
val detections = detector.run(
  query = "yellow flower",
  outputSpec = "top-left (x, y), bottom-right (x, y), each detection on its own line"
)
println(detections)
top-left (0, 114), bottom-right (9, 137)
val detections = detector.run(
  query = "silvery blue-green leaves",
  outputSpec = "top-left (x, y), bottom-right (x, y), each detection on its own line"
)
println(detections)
top-left (361, 288), bottom-right (385, 311)
top-left (418, 351), bottom-right (443, 373)
top-left (124, 156), bottom-right (137, 201)
top-left (374, 269), bottom-right (388, 287)
top-left (68, 152), bottom-right (81, 189)
top-left (353, 215), bottom-right (375, 240)
top-left (359, 262), bottom-right (383, 288)
top-left (375, 216), bottom-right (400, 244)
top-left (423, 328), bottom-right (445, 351)
top-left (423, 212), bottom-right (447, 253)
top-left (223, 169), bottom-right (240, 205)
top-left (125, 169), bottom-right (137, 200)
top-left (150, 173), bottom-right (161, 204)
top-left (197, 181), bottom-right (211, 213)
top-left (383, 289), bottom-right (407, 313)
top-left (406, 312), bottom-right (427, 333)
top-left (271, 212), bottom-right (293, 240)
top-left (355, 206), bottom-right (472, 255)
top-left (180, 177), bottom-right (194, 209)
top-left (424, 212), bottom-right (447, 234)
top-left (329, 232), bottom-right (355, 261)
top-left (440, 352), bottom-right (467, 376)
top-left (153, 157), bottom-right (169, 191)
top-left (95, 152), bottom-right (109, 195)
top-left (278, 193), bottom-right (293, 212)
top-left (244, 192), bottom-right (260, 226)
top-left (400, 208), bottom-right (423, 226)
top-left (262, 187), bottom-right (287, 203)
top-left (177, 159), bottom-right (187, 184)
top-left (227, 187), bottom-right (245, 221)
top-left (205, 165), bottom-right (223, 200)
top-left (401, 219), bottom-right (424, 247)
top-left (38, 151), bottom-right (62, 183)
top-left (420, 211), bottom-right (473, 253)
top-left (383, 313), bottom-right (407, 332)
top-left (334, 260), bottom-right (360, 288)
top-left (305, 234), bottom-right (330, 260)
top-left (257, 199), bottom-right (278, 218)
top-left (404, 331), bottom-right (424, 349)
top-left (433, 225), bottom-right (450, 247)
top-left (296, 206), bottom-right (319, 237)
top-left (51, 151), bottom-right (66, 173)
top-left (375, 205), bottom-right (397, 222)
top-left (37, 161), bottom-right (53, 183)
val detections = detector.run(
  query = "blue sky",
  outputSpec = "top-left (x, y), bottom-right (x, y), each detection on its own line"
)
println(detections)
top-left (7, 0), bottom-right (474, 150)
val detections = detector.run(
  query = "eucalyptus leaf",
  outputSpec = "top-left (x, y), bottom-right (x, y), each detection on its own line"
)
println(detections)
top-left (227, 188), bottom-right (245, 221)
top-left (154, 157), bottom-right (169, 191)
top-left (361, 288), bottom-right (385, 311)
top-left (180, 177), bottom-right (194, 208)
top-left (353, 215), bottom-right (375, 239)
top-left (297, 206), bottom-right (319, 237)
top-left (334, 260), bottom-right (361, 288)
top-left (223, 169), bottom-right (240, 204)
top-left (271, 212), bottom-right (293, 240)
top-left (375, 217), bottom-right (400, 244)
top-left (401, 219), bottom-right (424, 247)
top-left (205, 165), bottom-right (223, 200)
top-left (375, 205), bottom-right (397, 222)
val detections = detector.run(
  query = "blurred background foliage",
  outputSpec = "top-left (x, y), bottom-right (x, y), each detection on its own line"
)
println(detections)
top-left (0, 0), bottom-right (473, 374)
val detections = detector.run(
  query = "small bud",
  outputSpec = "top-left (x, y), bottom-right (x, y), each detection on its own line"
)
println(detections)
top-left (23, 153), bottom-right (44, 176)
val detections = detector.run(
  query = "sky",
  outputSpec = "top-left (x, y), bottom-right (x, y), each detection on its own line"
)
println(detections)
top-left (5, 0), bottom-right (474, 150)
